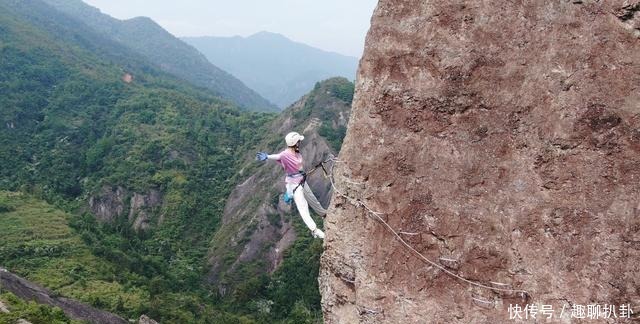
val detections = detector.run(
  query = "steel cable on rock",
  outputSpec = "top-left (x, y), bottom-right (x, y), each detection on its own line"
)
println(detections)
top-left (323, 157), bottom-right (528, 296)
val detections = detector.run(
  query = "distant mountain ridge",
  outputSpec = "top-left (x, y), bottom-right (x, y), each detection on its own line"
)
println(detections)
top-left (183, 32), bottom-right (359, 108)
top-left (40, 0), bottom-right (278, 111)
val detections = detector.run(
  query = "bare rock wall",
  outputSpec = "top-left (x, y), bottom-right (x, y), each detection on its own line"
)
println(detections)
top-left (320, 1), bottom-right (640, 323)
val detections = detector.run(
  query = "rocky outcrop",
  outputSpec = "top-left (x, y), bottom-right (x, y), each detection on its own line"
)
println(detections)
top-left (207, 119), bottom-right (335, 295)
top-left (614, 2), bottom-right (640, 37)
top-left (0, 268), bottom-right (127, 324)
top-left (89, 185), bottom-right (163, 231)
top-left (138, 314), bottom-right (159, 324)
top-left (128, 190), bottom-right (163, 232)
top-left (89, 186), bottom-right (126, 223)
top-left (207, 78), bottom-right (352, 294)
top-left (321, 1), bottom-right (640, 323)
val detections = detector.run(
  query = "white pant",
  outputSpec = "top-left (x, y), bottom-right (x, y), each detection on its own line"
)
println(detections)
top-left (286, 182), bottom-right (324, 232)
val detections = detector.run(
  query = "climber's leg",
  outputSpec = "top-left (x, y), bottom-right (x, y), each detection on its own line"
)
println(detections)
top-left (287, 183), bottom-right (316, 231)
top-left (287, 183), bottom-right (324, 238)
top-left (303, 183), bottom-right (326, 216)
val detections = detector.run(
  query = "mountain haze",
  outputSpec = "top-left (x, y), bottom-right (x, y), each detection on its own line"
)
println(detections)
top-left (40, 0), bottom-right (278, 111)
top-left (183, 32), bottom-right (359, 108)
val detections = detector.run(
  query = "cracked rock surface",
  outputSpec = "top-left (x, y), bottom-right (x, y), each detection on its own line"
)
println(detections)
top-left (320, 0), bottom-right (640, 323)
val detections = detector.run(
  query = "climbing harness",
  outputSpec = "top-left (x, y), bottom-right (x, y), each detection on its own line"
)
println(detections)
top-left (324, 157), bottom-right (529, 297)
top-left (288, 155), bottom-right (333, 196)
top-left (288, 170), bottom-right (307, 196)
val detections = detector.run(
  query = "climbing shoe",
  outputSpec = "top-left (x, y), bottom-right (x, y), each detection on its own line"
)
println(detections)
top-left (312, 228), bottom-right (325, 239)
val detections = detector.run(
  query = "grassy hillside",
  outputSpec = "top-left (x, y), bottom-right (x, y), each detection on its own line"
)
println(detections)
top-left (0, 192), bottom-right (256, 323)
top-left (0, 192), bottom-right (148, 317)
top-left (0, 292), bottom-right (82, 324)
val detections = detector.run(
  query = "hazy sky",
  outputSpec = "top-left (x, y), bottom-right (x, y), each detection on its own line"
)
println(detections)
top-left (82, 0), bottom-right (378, 57)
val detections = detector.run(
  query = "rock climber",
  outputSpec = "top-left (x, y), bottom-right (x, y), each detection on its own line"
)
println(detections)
top-left (256, 131), bottom-right (326, 239)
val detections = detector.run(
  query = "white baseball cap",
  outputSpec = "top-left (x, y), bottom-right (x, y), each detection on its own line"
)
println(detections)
top-left (285, 132), bottom-right (304, 146)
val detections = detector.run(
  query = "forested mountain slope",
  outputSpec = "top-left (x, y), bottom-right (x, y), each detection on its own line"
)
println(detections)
top-left (0, 1), bottom-right (355, 322)
top-left (1, 0), bottom-right (273, 321)
top-left (41, 0), bottom-right (277, 111)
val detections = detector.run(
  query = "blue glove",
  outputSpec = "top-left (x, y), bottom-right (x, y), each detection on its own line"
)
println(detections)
top-left (256, 152), bottom-right (268, 161)
top-left (283, 192), bottom-right (293, 204)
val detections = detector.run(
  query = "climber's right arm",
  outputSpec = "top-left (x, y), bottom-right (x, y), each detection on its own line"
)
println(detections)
top-left (256, 152), bottom-right (281, 161)
top-left (267, 153), bottom-right (281, 160)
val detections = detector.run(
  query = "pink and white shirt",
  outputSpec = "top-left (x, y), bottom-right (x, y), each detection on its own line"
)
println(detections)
top-left (268, 149), bottom-right (304, 184)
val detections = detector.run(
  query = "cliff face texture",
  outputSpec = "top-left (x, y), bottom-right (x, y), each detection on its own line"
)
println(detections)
top-left (320, 1), bottom-right (640, 323)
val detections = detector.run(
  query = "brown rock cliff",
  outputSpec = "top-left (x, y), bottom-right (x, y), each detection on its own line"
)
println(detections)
top-left (320, 1), bottom-right (640, 323)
